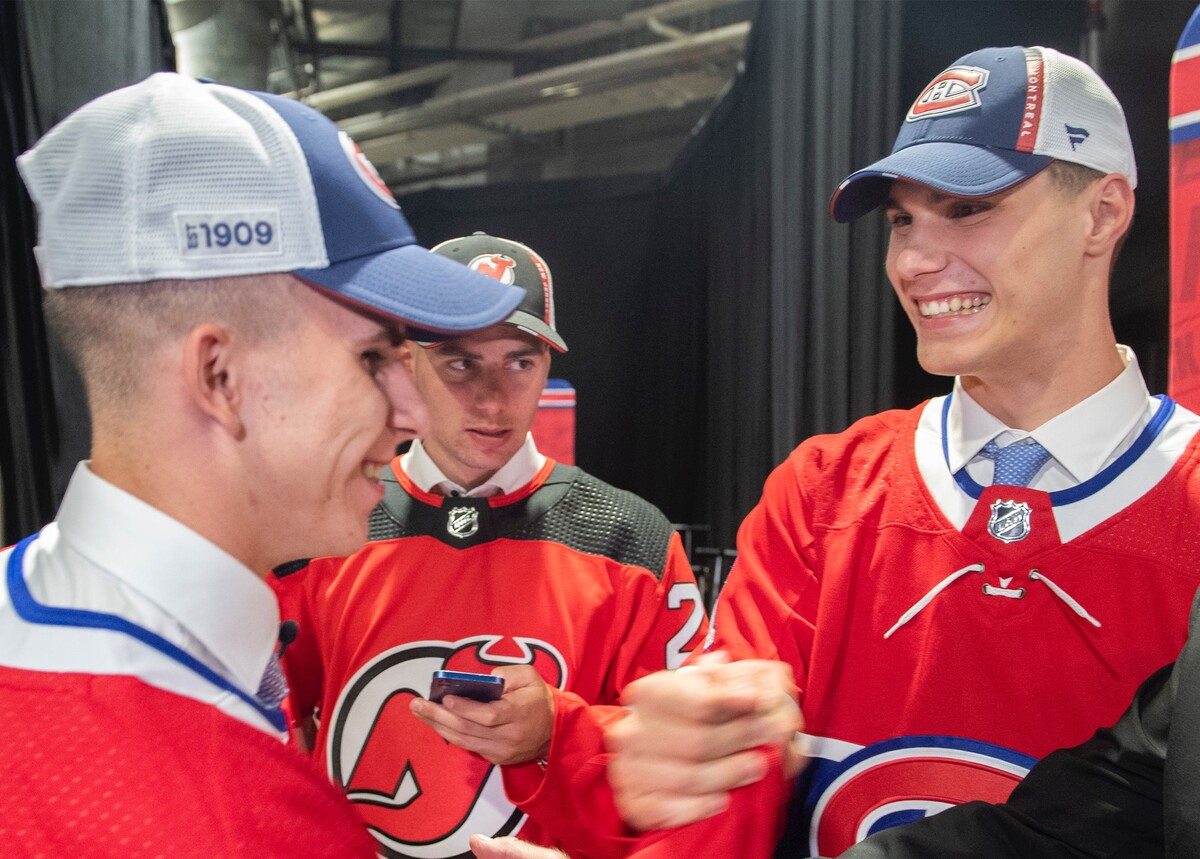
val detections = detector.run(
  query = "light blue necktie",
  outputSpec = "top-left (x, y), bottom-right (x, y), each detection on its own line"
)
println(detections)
top-left (256, 649), bottom-right (288, 710)
top-left (978, 438), bottom-right (1053, 488)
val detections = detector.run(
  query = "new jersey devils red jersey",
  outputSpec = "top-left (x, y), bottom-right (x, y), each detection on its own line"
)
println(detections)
top-left (273, 458), bottom-right (706, 858)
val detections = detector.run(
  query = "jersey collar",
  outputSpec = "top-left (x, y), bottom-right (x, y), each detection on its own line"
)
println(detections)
top-left (53, 462), bottom-right (279, 698)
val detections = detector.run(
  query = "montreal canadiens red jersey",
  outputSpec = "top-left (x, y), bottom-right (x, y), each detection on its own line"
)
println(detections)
top-left (272, 457), bottom-right (706, 858)
top-left (0, 665), bottom-right (376, 857)
top-left (672, 399), bottom-right (1200, 857)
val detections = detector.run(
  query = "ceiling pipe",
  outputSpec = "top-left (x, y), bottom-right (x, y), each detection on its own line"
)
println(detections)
top-left (513, 0), bottom-right (750, 52)
top-left (296, 61), bottom-right (458, 110)
top-left (164, 0), bottom-right (278, 90)
top-left (339, 21), bottom-right (750, 142)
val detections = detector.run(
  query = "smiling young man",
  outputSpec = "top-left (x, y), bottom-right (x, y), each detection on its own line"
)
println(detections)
top-left (522, 46), bottom-right (1200, 859)
top-left (0, 73), bottom-right (522, 855)
top-left (271, 233), bottom-right (707, 858)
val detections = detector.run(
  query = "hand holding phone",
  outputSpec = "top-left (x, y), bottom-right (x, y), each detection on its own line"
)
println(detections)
top-left (429, 669), bottom-right (505, 704)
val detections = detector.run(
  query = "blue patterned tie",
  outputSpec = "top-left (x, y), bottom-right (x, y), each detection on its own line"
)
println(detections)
top-left (978, 438), bottom-right (1053, 488)
top-left (256, 649), bottom-right (288, 711)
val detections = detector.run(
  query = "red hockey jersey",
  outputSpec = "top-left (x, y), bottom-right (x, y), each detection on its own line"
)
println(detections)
top-left (273, 457), bottom-right (706, 858)
top-left (698, 399), bottom-right (1200, 856)
top-left (0, 665), bottom-right (376, 857)
top-left (522, 399), bottom-right (1200, 858)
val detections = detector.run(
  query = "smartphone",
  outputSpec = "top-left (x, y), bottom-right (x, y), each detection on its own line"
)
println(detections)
top-left (428, 669), bottom-right (505, 704)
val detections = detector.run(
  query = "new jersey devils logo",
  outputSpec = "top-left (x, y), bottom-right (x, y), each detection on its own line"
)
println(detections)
top-left (468, 254), bottom-right (517, 284)
top-left (805, 735), bottom-right (1035, 856)
top-left (327, 636), bottom-right (567, 858)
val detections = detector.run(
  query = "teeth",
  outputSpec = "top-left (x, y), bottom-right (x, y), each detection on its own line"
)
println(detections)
top-left (918, 295), bottom-right (990, 318)
top-left (361, 462), bottom-right (386, 480)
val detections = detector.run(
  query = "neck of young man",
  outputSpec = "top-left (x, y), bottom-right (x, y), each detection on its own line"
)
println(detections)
top-left (959, 338), bottom-right (1126, 431)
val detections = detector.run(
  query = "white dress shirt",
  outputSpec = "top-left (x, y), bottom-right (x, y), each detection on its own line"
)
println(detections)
top-left (0, 462), bottom-right (283, 735)
top-left (401, 433), bottom-right (546, 497)
top-left (948, 345), bottom-right (1154, 491)
top-left (915, 347), bottom-right (1200, 541)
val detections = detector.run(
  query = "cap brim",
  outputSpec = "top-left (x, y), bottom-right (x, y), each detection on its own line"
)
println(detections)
top-left (509, 310), bottom-right (567, 352)
top-left (829, 142), bottom-right (1052, 223)
top-left (413, 313), bottom-right (569, 352)
top-left (296, 243), bottom-right (525, 334)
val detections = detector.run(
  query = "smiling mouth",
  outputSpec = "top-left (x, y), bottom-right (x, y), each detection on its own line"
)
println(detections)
top-left (360, 462), bottom-right (388, 481)
top-left (918, 295), bottom-right (991, 319)
top-left (469, 428), bottom-right (509, 438)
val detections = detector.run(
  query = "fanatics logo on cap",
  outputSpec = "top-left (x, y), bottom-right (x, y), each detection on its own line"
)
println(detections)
top-left (907, 65), bottom-right (990, 121)
top-left (468, 253), bottom-right (518, 284)
top-left (338, 131), bottom-right (399, 210)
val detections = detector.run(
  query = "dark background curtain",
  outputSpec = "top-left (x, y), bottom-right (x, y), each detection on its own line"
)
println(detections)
top-left (0, 1), bottom-right (56, 543)
top-left (406, 0), bottom-right (905, 547)
top-left (0, 1), bottom-right (171, 545)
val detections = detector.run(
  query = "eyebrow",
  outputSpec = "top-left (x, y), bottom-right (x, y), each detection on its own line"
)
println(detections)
top-left (437, 342), bottom-right (545, 360)
top-left (885, 188), bottom-right (955, 209)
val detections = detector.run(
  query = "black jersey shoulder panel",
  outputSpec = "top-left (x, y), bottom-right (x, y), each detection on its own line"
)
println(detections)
top-left (369, 464), bottom-right (674, 578)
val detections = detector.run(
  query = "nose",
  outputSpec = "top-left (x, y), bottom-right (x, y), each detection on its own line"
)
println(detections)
top-left (381, 361), bottom-right (430, 441)
top-left (888, 224), bottom-right (949, 283)
top-left (472, 369), bottom-right (506, 415)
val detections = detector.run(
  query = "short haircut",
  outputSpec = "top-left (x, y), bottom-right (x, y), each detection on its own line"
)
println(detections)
top-left (43, 274), bottom-right (301, 418)
top-left (1045, 160), bottom-right (1107, 196)
top-left (1045, 160), bottom-right (1131, 268)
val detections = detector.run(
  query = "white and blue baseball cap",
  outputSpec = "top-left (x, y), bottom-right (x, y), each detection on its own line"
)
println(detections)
top-left (16, 72), bottom-right (523, 334)
top-left (830, 46), bottom-right (1137, 223)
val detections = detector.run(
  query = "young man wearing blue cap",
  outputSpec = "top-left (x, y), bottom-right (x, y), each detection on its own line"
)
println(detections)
top-left (490, 46), bottom-right (1200, 859)
top-left (271, 232), bottom-right (707, 858)
top-left (1, 73), bottom-right (522, 854)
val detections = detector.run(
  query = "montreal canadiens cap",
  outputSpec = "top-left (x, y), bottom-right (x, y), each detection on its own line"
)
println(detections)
top-left (830, 46), bottom-right (1138, 223)
top-left (429, 232), bottom-right (567, 352)
top-left (16, 73), bottom-right (524, 334)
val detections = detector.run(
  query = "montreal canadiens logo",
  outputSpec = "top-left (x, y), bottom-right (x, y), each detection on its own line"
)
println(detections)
top-left (805, 735), bottom-right (1035, 856)
top-left (988, 499), bottom-right (1033, 543)
top-left (338, 131), bottom-right (400, 210)
top-left (907, 65), bottom-right (989, 120)
top-left (327, 636), bottom-right (567, 858)
top-left (468, 253), bottom-right (518, 284)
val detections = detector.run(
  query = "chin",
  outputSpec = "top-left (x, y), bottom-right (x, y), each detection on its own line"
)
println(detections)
top-left (306, 526), bottom-right (370, 562)
top-left (915, 345), bottom-right (982, 380)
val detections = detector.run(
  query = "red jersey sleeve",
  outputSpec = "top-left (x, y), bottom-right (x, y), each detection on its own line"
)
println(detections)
top-left (504, 533), bottom-right (710, 856)
top-left (708, 449), bottom-right (821, 693)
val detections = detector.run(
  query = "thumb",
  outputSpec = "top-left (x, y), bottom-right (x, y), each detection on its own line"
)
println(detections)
top-left (490, 663), bottom-right (544, 689)
top-left (469, 834), bottom-right (563, 858)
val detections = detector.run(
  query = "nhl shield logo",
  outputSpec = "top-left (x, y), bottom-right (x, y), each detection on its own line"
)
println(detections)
top-left (987, 499), bottom-right (1032, 543)
top-left (447, 506), bottom-right (480, 539)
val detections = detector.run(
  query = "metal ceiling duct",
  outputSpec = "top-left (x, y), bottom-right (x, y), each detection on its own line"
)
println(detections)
top-left (164, 0), bottom-right (278, 91)
top-left (339, 21), bottom-right (750, 143)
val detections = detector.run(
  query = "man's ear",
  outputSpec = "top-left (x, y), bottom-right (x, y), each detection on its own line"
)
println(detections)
top-left (182, 322), bottom-right (245, 439)
top-left (1084, 173), bottom-right (1135, 259)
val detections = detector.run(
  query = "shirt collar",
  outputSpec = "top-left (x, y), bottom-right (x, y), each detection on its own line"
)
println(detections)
top-left (946, 345), bottom-right (1149, 481)
top-left (402, 433), bottom-right (546, 497)
top-left (53, 462), bottom-right (280, 694)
